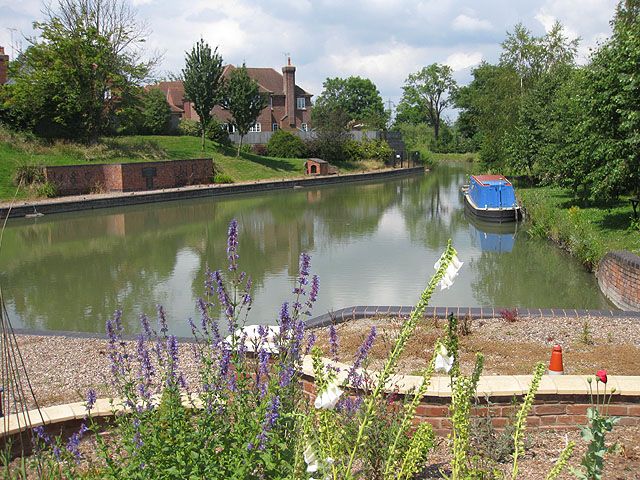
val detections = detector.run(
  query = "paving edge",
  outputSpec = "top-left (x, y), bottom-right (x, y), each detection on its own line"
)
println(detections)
top-left (3, 368), bottom-right (639, 439)
top-left (305, 305), bottom-right (640, 329)
top-left (0, 166), bottom-right (425, 219)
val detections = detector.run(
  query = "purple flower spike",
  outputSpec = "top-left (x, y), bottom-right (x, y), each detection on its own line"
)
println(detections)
top-left (329, 324), bottom-right (339, 361)
top-left (347, 326), bottom-right (377, 387)
top-left (256, 395), bottom-right (281, 450)
top-left (86, 389), bottom-right (97, 411)
top-left (227, 219), bottom-right (239, 271)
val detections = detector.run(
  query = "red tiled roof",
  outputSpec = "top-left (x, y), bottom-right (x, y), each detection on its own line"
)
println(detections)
top-left (222, 65), bottom-right (311, 96)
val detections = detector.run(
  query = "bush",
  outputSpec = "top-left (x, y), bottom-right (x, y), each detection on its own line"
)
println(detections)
top-left (141, 88), bottom-right (172, 135)
top-left (13, 162), bottom-right (45, 186)
top-left (343, 138), bottom-right (392, 162)
top-left (266, 130), bottom-right (307, 158)
top-left (206, 118), bottom-right (232, 147)
top-left (177, 119), bottom-right (200, 137)
top-left (213, 173), bottom-right (234, 184)
top-left (251, 144), bottom-right (268, 156)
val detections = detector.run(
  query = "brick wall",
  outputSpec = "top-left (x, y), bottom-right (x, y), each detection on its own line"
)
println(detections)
top-left (302, 377), bottom-right (640, 436)
top-left (44, 159), bottom-right (213, 196)
top-left (597, 250), bottom-right (640, 311)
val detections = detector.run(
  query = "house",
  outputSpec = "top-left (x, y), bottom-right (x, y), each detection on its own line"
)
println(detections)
top-left (0, 47), bottom-right (9, 85)
top-left (152, 58), bottom-right (312, 133)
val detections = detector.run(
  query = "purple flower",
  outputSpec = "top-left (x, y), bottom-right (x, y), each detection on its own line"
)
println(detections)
top-left (278, 302), bottom-right (291, 331)
top-left (347, 326), bottom-right (377, 387)
top-left (309, 275), bottom-right (319, 304)
top-left (139, 313), bottom-right (152, 338)
top-left (329, 324), bottom-right (339, 361)
top-left (157, 305), bottom-right (168, 336)
top-left (305, 332), bottom-right (316, 355)
top-left (227, 219), bottom-right (239, 271)
top-left (214, 270), bottom-right (235, 322)
top-left (86, 389), bottom-right (97, 411)
top-left (256, 396), bottom-right (281, 450)
top-left (256, 348), bottom-right (271, 397)
top-left (66, 422), bottom-right (88, 462)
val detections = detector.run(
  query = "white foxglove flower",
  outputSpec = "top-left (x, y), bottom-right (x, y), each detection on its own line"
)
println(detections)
top-left (314, 381), bottom-right (343, 410)
top-left (451, 254), bottom-right (464, 270)
top-left (304, 444), bottom-right (319, 473)
top-left (435, 345), bottom-right (454, 373)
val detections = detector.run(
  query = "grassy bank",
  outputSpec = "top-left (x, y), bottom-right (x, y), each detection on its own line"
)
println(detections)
top-left (430, 151), bottom-right (478, 163)
top-left (519, 186), bottom-right (640, 270)
top-left (0, 131), bottom-right (318, 201)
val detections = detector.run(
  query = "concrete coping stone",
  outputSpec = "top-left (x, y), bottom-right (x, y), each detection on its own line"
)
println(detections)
top-left (2, 355), bottom-right (638, 438)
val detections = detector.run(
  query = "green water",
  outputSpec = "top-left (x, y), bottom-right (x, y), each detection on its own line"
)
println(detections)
top-left (1, 164), bottom-right (612, 336)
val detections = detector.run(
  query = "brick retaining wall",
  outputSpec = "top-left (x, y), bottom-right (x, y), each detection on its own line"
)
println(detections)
top-left (44, 158), bottom-right (213, 196)
top-left (597, 251), bottom-right (640, 311)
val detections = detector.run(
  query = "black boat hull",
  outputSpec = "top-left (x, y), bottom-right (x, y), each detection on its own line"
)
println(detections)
top-left (463, 194), bottom-right (522, 223)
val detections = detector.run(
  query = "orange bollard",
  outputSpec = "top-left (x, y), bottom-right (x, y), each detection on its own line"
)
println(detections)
top-left (548, 345), bottom-right (564, 375)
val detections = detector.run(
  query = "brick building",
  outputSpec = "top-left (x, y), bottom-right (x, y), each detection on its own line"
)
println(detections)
top-left (152, 58), bottom-right (312, 133)
top-left (0, 46), bottom-right (9, 85)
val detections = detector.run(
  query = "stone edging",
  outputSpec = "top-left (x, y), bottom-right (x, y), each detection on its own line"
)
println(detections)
top-left (2, 367), bottom-right (639, 445)
top-left (0, 166), bottom-right (425, 219)
top-left (306, 305), bottom-right (640, 329)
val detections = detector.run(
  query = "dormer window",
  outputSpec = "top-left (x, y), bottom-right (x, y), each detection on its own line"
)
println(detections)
top-left (296, 97), bottom-right (306, 110)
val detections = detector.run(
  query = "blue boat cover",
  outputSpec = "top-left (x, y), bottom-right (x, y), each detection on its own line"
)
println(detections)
top-left (468, 175), bottom-right (517, 209)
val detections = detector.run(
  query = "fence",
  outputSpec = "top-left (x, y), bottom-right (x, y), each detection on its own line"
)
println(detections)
top-left (228, 130), bottom-right (381, 145)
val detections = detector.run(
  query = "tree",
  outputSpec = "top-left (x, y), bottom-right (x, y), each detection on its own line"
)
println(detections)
top-left (141, 88), bottom-right (171, 134)
top-left (222, 64), bottom-right (268, 156)
top-left (400, 64), bottom-right (457, 140)
top-left (313, 76), bottom-right (387, 129)
top-left (182, 39), bottom-right (224, 151)
top-left (4, 0), bottom-right (153, 142)
top-left (500, 22), bottom-right (578, 91)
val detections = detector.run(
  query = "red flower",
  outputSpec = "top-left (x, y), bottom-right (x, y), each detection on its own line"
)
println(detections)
top-left (596, 369), bottom-right (608, 384)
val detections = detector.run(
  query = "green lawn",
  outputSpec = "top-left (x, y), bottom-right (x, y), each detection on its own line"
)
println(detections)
top-left (519, 185), bottom-right (640, 267)
top-left (0, 133), bottom-right (309, 201)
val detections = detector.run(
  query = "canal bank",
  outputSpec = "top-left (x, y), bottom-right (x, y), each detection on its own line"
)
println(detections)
top-left (0, 166), bottom-right (424, 219)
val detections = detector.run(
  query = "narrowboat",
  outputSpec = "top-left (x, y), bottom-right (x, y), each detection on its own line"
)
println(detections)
top-left (463, 175), bottom-right (522, 223)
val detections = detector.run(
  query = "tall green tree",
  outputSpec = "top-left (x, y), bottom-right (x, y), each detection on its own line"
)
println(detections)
top-left (141, 88), bottom-right (171, 135)
top-left (182, 39), bottom-right (224, 151)
top-left (313, 76), bottom-right (387, 129)
top-left (222, 64), bottom-right (268, 156)
top-left (400, 64), bottom-right (457, 140)
top-left (3, 0), bottom-right (153, 142)
top-left (574, 0), bottom-right (640, 199)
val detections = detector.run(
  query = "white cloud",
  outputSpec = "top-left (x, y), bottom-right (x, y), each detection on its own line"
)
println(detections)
top-left (452, 14), bottom-right (492, 32)
top-left (131, 0), bottom-right (154, 5)
top-left (445, 51), bottom-right (483, 71)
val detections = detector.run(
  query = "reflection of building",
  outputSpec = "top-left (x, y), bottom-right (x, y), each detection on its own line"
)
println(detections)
top-left (307, 190), bottom-right (322, 203)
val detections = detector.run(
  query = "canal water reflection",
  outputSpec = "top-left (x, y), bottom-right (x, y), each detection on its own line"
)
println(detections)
top-left (1, 163), bottom-right (612, 335)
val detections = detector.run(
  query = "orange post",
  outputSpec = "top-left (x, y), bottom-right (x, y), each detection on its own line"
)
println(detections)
top-left (548, 345), bottom-right (564, 375)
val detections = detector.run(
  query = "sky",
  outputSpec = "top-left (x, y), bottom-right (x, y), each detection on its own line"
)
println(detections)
top-left (0, 0), bottom-right (618, 121)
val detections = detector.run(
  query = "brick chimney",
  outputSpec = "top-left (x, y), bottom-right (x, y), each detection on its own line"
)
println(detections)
top-left (282, 57), bottom-right (296, 128)
top-left (0, 47), bottom-right (8, 85)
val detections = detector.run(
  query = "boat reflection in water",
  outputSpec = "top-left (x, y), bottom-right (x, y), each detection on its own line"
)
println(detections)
top-left (466, 213), bottom-right (519, 253)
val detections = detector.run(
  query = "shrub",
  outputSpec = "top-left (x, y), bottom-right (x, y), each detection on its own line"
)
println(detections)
top-left (266, 130), bottom-right (307, 158)
top-left (141, 88), bottom-right (172, 135)
top-left (206, 118), bottom-right (232, 147)
top-left (213, 173), bottom-right (234, 184)
top-left (177, 119), bottom-right (200, 137)
top-left (13, 162), bottom-right (45, 186)
top-left (35, 181), bottom-right (57, 198)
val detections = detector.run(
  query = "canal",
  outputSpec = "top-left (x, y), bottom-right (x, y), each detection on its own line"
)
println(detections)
top-left (1, 163), bottom-right (612, 336)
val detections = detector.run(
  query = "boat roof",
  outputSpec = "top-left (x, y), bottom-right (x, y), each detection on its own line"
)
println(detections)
top-left (471, 175), bottom-right (512, 187)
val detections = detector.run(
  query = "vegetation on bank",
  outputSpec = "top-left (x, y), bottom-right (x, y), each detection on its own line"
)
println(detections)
top-left (0, 131), bottom-right (309, 201)
top-left (519, 186), bottom-right (640, 270)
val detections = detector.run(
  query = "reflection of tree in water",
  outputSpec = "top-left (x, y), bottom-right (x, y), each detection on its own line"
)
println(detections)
top-left (469, 240), bottom-right (611, 309)
top-left (3, 175), bottom-right (425, 333)
top-left (400, 164), bottom-right (470, 249)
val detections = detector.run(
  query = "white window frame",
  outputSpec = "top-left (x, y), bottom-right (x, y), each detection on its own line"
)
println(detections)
top-left (225, 123), bottom-right (235, 133)
top-left (272, 123), bottom-right (279, 131)
top-left (300, 123), bottom-right (308, 132)
top-left (249, 123), bottom-right (262, 133)
top-left (296, 97), bottom-right (306, 110)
